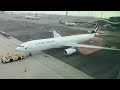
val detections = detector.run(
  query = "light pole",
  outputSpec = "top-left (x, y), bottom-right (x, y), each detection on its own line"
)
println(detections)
top-left (66, 11), bottom-right (68, 16)
top-left (100, 12), bottom-right (103, 30)
top-left (101, 12), bottom-right (103, 19)
top-left (91, 12), bottom-right (93, 17)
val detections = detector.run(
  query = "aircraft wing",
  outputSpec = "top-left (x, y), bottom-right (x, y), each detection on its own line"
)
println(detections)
top-left (63, 43), bottom-right (120, 51)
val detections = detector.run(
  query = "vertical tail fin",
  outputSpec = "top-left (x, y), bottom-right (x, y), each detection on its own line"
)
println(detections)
top-left (89, 23), bottom-right (99, 34)
top-left (53, 31), bottom-right (62, 38)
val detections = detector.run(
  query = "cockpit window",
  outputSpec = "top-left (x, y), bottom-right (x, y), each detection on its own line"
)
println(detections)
top-left (19, 46), bottom-right (24, 47)
top-left (25, 47), bottom-right (28, 49)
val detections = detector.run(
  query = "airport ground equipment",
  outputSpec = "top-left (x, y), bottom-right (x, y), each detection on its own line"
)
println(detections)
top-left (1, 54), bottom-right (26, 64)
top-left (0, 31), bottom-right (11, 39)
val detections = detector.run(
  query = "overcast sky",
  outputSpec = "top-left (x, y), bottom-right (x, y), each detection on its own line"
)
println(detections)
top-left (6, 11), bottom-right (120, 18)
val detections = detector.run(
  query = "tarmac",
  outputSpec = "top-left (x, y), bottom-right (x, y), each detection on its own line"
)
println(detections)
top-left (0, 34), bottom-right (93, 79)
top-left (0, 13), bottom-right (120, 79)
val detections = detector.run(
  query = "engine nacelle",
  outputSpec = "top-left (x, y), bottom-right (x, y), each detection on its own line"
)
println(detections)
top-left (64, 48), bottom-right (77, 55)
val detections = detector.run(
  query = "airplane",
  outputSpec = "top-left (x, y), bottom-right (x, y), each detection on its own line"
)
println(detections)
top-left (65, 22), bottom-right (77, 26)
top-left (59, 19), bottom-right (77, 26)
top-left (16, 23), bottom-right (120, 56)
top-left (25, 15), bottom-right (40, 20)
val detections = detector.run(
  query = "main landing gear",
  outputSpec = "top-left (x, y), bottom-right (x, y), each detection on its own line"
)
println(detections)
top-left (29, 52), bottom-right (32, 56)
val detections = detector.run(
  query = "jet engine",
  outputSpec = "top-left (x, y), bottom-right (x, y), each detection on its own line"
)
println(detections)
top-left (64, 48), bottom-right (77, 55)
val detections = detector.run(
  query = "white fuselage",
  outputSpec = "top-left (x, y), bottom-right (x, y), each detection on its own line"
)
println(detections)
top-left (16, 34), bottom-right (95, 52)
top-left (65, 22), bottom-right (77, 26)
